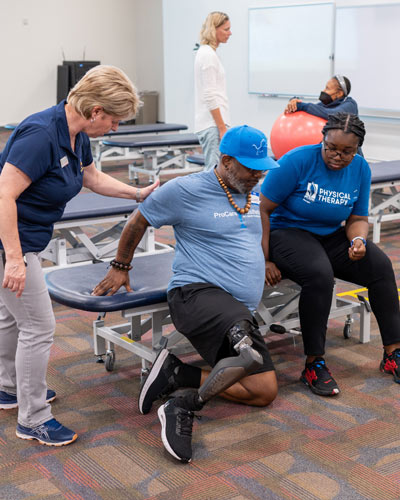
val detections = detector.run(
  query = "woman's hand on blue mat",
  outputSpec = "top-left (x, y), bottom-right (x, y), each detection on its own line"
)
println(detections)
top-left (92, 268), bottom-right (132, 296)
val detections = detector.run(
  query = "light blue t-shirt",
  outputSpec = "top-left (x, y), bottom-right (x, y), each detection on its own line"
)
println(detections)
top-left (139, 170), bottom-right (265, 311)
top-left (261, 144), bottom-right (371, 235)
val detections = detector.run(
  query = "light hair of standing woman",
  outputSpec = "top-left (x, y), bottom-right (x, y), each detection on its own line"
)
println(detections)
top-left (199, 12), bottom-right (229, 49)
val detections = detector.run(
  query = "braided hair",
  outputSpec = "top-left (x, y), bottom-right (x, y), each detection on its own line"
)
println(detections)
top-left (321, 113), bottom-right (366, 147)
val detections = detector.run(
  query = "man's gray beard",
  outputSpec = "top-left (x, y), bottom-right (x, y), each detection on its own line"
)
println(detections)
top-left (224, 168), bottom-right (249, 194)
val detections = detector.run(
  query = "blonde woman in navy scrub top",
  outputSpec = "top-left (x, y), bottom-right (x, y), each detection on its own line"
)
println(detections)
top-left (0, 65), bottom-right (158, 446)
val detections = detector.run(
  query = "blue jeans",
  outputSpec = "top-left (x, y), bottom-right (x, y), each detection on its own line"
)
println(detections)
top-left (197, 126), bottom-right (220, 171)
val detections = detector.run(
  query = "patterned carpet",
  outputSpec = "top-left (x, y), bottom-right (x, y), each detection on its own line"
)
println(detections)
top-left (1, 128), bottom-right (400, 499)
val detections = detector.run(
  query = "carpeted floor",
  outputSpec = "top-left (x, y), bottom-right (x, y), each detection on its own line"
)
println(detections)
top-left (1, 128), bottom-right (400, 499)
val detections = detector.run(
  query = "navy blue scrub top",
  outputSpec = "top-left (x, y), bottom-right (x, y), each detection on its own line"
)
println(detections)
top-left (0, 100), bottom-right (93, 252)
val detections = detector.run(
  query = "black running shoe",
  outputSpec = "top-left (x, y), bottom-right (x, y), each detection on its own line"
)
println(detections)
top-left (139, 349), bottom-right (183, 414)
top-left (157, 398), bottom-right (194, 463)
top-left (300, 357), bottom-right (340, 396)
top-left (380, 348), bottom-right (400, 383)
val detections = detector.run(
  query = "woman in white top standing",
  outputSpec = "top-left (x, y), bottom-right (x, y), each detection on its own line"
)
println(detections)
top-left (194, 12), bottom-right (231, 171)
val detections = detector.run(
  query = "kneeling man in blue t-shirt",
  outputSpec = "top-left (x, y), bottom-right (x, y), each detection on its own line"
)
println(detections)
top-left (93, 125), bottom-right (279, 463)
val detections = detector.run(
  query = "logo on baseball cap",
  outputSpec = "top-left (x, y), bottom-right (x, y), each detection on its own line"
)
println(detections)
top-left (219, 125), bottom-right (279, 171)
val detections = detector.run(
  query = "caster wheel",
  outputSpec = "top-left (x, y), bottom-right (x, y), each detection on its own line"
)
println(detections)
top-left (343, 323), bottom-right (352, 339)
top-left (105, 351), bottom-right (115, 372)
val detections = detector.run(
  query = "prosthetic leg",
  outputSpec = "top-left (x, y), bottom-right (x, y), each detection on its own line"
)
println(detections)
top-left (197, 320), bottom-right (263, 404)
top-left (157, 320), bottom-right (265, 463)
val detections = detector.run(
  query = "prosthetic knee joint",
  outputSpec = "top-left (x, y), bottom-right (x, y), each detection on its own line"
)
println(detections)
top-left (198, 320), bottom-right (263, 403)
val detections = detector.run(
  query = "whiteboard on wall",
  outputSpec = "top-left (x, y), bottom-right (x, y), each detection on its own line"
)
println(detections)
top-left (335, 3), bottom-right (400, 113)
top-left (248, 3), bottom-right (334, 97)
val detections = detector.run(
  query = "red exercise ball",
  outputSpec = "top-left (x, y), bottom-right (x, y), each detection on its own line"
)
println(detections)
top-left (270, 111), bottom-right (327, 160)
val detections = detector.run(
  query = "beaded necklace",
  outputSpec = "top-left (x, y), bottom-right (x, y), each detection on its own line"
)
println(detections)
top-left (214, 169), bottom-right (252, 215)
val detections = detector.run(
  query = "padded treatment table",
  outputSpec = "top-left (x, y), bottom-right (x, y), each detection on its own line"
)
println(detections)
top-left (46, 252), bottom-right (370, 375)
top-left (92, 122), bottom-right (188, 169)
top-left (100, 133), bottom-right (202, 181)
top-left (40, 192), bottom-right (171, 269)
top-left (46, 252), bottom-right (187, 373)
top-left (368, 160), bottom-right (400, 243)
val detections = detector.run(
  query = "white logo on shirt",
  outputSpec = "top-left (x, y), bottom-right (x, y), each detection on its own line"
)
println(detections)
top-left (304, 182), bottom-right (318, 202)
top-left (214, 208), bottom-right (259, 218)
top-left (303, 182), bottom-right (351, 205)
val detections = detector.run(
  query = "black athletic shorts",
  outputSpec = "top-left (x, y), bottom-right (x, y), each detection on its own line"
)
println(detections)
top-left (167, 283), bottom-right (274, 374)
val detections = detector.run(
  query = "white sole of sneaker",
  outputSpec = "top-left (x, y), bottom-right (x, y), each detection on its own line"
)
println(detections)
top-left (157, 404), bottom-right (190, 462)
top-left (0, 396), bottom-right (55, 410)
top-left (139, 348), bottom-right (169, 414)
top-left (301, 376), bottom-right (340, 396)
top-left (15, 431), bottom-right (78, 446)
top-left (0, 403), bottom-right (18, 410)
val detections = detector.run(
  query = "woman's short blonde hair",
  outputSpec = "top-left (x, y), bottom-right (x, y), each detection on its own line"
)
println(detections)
top-left (199, 11), bottom-right (229, 49)
top-left (67, 65), bottom-right (139, 120)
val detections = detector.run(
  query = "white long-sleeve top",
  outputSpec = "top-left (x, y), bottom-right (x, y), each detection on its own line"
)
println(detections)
top-left (194, 44), bottom-right (230, 133)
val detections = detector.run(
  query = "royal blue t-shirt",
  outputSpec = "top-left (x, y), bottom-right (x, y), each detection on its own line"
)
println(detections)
top-left (0, 100), bottom-right (93, 252)
top-left (261, 144), bottom-right (371, 235)
top-left (139, 170), bottom-right (265, 311)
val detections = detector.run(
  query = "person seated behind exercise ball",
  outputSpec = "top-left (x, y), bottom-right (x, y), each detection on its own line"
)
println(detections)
top-left (93, 125), bottom-right (279, 463)
top-left (285, 75), bottom-right (357, 119)
top-left (194, 11), bottom-right (232, 171)
top-left (0, 65), bottom-right (158, 447)
top-left (260, 113), bottom-right (400, 397)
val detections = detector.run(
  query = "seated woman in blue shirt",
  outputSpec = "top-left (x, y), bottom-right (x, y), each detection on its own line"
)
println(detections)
top-left (0, 65), bottom-right (158, 447)
top-left (285, 75), bottom-right (358, 120)
top-left (260, 113), bottom-right (400, 397)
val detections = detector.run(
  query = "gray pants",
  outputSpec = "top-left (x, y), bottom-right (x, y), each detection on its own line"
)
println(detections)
top-left (0, 252), bottom-right (55, 427)
top-left (197, 126), bottom-right (221, 171)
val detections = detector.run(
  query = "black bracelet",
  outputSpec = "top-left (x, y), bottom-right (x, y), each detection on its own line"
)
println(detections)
top-left (109, 259), bottom-right (132, 271)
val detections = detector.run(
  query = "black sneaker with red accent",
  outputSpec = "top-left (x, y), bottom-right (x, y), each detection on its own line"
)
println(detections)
top-left (380, 348), bottom-right (400, 383)
top-left (300, 357), bottom-right (340, 396)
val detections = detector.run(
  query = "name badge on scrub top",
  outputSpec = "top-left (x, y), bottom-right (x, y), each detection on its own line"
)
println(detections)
top-left (60, 156), bottom-right (69, 168)
top-left (238, 192), bottom-right (260, 229)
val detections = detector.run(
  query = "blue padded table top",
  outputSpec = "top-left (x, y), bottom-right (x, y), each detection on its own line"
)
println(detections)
top-left (102, 133), bottom-right (199, 148)
top-left (61, 192), bottom-right (138, 221)
top-left (104, 123), bottom-right (187, 136)
top-left (187, 153), bottom-right (205, 165)
top-left (370, 160), bottom-right (400, 183)
top-left (46, 252), bottom-right (174, 312)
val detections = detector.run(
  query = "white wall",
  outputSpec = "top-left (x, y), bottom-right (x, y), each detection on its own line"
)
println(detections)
top-left (0, 0), bottom-right (137, 124)
top-left (2, 0), bottom-right (399, 160)
top-left (134, 0), bottom-right (165, 121)
top-left (162, 0), bottom-right (400, 161)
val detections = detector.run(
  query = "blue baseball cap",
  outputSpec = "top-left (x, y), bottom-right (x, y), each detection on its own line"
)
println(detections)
top-left (219, 125), bottom-right (279, 171)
